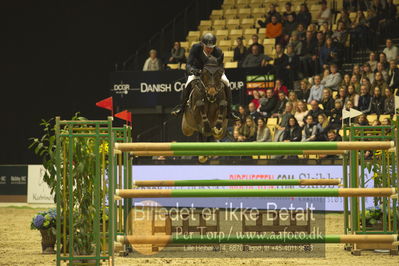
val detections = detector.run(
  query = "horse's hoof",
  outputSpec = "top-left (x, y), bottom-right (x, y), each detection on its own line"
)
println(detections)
top-left (213, 127), bottom-right (223, 136)
top-left (198, 156), bottom-right (208, 163)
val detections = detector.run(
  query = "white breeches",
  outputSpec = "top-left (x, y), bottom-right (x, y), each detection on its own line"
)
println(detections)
top-left (185, 74), bottom-right (229, 88)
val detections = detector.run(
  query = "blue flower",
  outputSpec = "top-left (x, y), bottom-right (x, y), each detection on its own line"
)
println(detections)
top-left (33, 215), bottom-right (45, 228)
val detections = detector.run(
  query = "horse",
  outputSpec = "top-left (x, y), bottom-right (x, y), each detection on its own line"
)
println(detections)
top-left (181, 62), bottom-right (228, 140)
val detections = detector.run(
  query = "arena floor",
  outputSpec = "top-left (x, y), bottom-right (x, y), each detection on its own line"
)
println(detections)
top-left (0, 206), bottom-right (398, 266)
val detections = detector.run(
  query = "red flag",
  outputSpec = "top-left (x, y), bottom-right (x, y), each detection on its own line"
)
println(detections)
top-left (96, 97), bottom-right (113, 115)
top-left (115, 110), bottom-right (132, 125)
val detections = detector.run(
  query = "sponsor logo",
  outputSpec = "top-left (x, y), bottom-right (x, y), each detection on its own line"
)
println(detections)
top-left (229, 81), bottom-right (245, 90)
top-left (113, 83), bottom-right (131, 94)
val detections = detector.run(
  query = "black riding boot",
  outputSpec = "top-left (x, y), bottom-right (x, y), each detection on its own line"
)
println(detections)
top-left (171, 85), bottom-right (191, 116)
top-left (224, 86), bottom-right (240, 120)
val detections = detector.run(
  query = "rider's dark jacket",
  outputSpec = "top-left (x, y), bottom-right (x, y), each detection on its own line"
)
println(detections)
top-left (186, 43), bottom-right (224, 74)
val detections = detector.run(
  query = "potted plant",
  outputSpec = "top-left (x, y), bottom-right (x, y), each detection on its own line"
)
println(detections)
top-left (31, 209), bottom-right (57, 254)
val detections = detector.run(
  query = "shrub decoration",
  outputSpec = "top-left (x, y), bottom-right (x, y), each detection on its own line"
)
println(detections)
top-left (31, 209), bottom-right (57, 230)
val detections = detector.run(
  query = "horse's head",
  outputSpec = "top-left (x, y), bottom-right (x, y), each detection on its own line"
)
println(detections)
top-left (199, 57), bottom-right (224, 103)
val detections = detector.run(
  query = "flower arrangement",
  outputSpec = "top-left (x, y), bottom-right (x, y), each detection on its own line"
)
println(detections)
top-left (31, 209), bottom-right (57, 230)
top-left (362, 206), bottom-right (382, 227)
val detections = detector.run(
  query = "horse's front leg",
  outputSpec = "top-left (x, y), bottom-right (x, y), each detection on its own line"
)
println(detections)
top-left (213, 99), bottom-right (227, 137)
top-left (195, 100), bottom-right (211, 135)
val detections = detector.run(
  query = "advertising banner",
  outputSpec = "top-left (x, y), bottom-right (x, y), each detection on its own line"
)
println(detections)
top-left (27, 165), bottom-right (54, 204)
top-left (0, 165), bottom-right (28, 202)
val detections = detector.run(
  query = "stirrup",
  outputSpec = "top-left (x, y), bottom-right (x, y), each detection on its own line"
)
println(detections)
top-left (171, 105), bottom-right (184, 116)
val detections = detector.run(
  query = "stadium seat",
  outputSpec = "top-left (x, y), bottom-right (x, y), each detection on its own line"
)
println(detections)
top-left (167, 64), bottom-right (179, 70)
top-left (238, 8), bottom-right (252, 19)
top-left (219, 39), bottom-right (233, 51)
top-left (210, 10), bottom-right (224, 21)
top-left (198, 20), bottom-right (212, 31)
top-left (243, 28), bottom-right (257, 40)
top-left (264, 44), bottom-right (274, 56)
top-left (226, 19), bottom-right (240, 30)
top-left (213, 20), bottom-right (227, 30)
top-left (267, 117), bottom-right (278, 126)
top-left (258, 28), bottom-right (266, 36)
top-left (229, 29), bottom-right (243, 40)
top-left (367, 114), bottom-right (378, 123)
top-left (241, 18), bottom-right (255, 29)
top-left (222, 0), bottom-right (236, 9)
top-left (252, 7), bottom-right (266, 18)
top-left (379, 114), bottom-right (391, 122)
top-left (224, 9), bottom-right (238, 20)
top-left (236, 0), bottom-right (250, 8)
top-left (332, 91), bottom-right (338, 98)
top-left (186, 31), bottom-right (201, 42)
top-left (224, 51), bottom-right (234, 62)
top-left (180, 63), bottom-right (186, 70)
top-left (216, 29), bottom-right (229, 40)
top-left (263, 38), bottom-right (275, 46)
top-left (250, 0), bottom-right (265, 8)
top-left (180, 41), bottom-right (190, 51)
top-left (349, 12), bottom-right (357, 21)
top-left (224, 61), bottom-right (238, 68)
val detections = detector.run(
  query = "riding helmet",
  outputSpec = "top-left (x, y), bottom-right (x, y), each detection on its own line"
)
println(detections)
top-left (201, 33), bottom-right (217, 48)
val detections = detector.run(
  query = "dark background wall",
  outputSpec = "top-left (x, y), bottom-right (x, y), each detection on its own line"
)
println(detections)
top-left (1, 0), bottom-right (214, 164)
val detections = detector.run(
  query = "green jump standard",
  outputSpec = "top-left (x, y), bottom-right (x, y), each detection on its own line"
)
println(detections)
top-left (115, 188), bottom-right (396, 198)
top-left (117, 234), bottom-right (398, 245)
top-left (133, 179), bottom-right (341, 187)
top-left (115, 141), bottom-right (394, 152)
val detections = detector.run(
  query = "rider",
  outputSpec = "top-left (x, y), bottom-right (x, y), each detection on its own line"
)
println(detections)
top-left (171, 32), bottom-right (238, 120)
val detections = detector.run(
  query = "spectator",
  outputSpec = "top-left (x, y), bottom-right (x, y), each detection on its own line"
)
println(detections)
top-left (256, 118), bottom-right (272, 142)
top-left (300, 30), bottom-right (317, 77)
top-left (367, 52), bottom-right (378, 72)
top-left (319, 37), bottom-right (337, 68)
top-left (274, 102), bottom-right (294, 141)
top-left (375, 63), bottom-right (389, 81)
top-left (168, 42), bottom-right (186, 64)
top-left (258, 3), bottom-right (281, 27)
top-left (242, 116), bottom-right (257, 141)
top-left (321, 88), bottom-right (334, 116)
top-left (296, 79), bottom-right (311, 102)
top-left (295, 101), bottom-right (308, 127)
top-left (286, 44), bottom-right (300, 89)
top-left (308, 100), bottom-right (324, 121)
top-left (274, 44), bottom-right (289, 82)
top-left (356, 114), bottom-right (369, 126)
top-left (341, 74), bottom-right (351, 88)
top-left (248, 102), bottom-right (260, 122)
top-left (326, 129), bottom-right (342, 141)
top-left (362, 63), bottom-right (375, 84)
top-left (241, 45), bottom-right (264, 68)
top-left (319, 22), bottom-right (333, 37)
top-left (143, 49), bottom-right (162, 71)
top-left (282, 2), bottom-right (296, 21)
top-left (384, 88), bottom-right (395, 114)
top-left (251, 90), bottom-right (260, 109)
top-left (370, 87), bottom-right (385, 115)
top-left (372, 72), bottom-right (388, 91)
top-left (381, 117), bottom-right (392, 126)
top-left (237, 105), bottom-right (247, 121)
top-left (313, 31), bottom-right (325, 74)
top-left (346, 85), bottom-right (359, 108)
top-left (296, 3), bottom-right (311, 28)
top-left (265, 15), bottom-right (283, 39)
top-left (296, 23), bottom-right (306, 41)
top-left (282, 117), bottom-right (302, 142)
top-left (379, 52), bottom-right (390, 70)
top-left (288, 31), bottom-right (303, 56)
top-left (337, 10), bottom-right (352, 29)
top-left (321, 64), bottom-right (342, 91)
top-left (302, 115), bottom-right (318, 141)
top-left (382, 0), bottom-right (398, 38)
top-left (233, 37), bottom-right (248, 66)
top-left (288, 91), bottom-right (300, 111)
top-left (249, 35), bottom-right (265, 54)
top-left (259, 89), bottom-right (277, 118)
top-left (360, 77), bottom-right (371, 92)
top-left (344, 100), bottom-right (356, 125)
top-left (350, 11), bottom-right (370, 50)
top-left (388, 60), bottom-right (399, 91)
top-left (282, 14), bottom-right (298, 43)
top-left (335, 87), bottom-right (347, 102)
top-left (358, 85), bottom-right (372, 113)
top-left (233, 129), bottom-right (246, 142)
top-left (273, 91), bottom-right (288, 116)
top-left (273, 79), bottom-right (288, 96)
top-left (308, 75), bottom-right (324, 103)
top-left (332, 21), bottom-right (348, 45)
top-left (317, 0), bottom-right (332, 25)
top-left (329, 99), bottom-right (343, 129)
top-left (383, 39), bottom-right (399, 62)
top-left (350, 75), bottom-right (360, 93)
top-left (352, 64), bottom-right (362, 81)
top-left (316, 113), bottom-right (330, 140)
